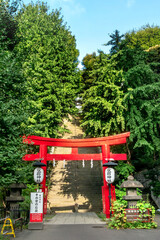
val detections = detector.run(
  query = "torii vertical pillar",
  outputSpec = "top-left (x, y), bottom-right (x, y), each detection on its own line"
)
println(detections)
top-left (39, 145), bottom-right (48, 214)
top-left (101, 144), bottom-right (115, 218)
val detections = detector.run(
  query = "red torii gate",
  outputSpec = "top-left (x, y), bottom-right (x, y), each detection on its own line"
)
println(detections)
top-left (23, 132), bottom-right (130, 218)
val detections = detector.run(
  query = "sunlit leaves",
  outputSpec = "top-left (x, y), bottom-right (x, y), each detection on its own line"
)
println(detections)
top-left (81, 53), bottom-right (125, 137)
top-left (16, 2), bottom-right (80, 137)
top-left (123, 25), bottom-right (160, 50)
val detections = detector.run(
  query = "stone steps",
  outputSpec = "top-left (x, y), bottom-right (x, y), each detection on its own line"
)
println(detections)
top-left (47, 116), bottom-right (103, 213)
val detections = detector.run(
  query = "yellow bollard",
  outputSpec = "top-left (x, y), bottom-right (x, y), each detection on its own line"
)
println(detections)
top-left (1, 217), bottom-right (15, 238)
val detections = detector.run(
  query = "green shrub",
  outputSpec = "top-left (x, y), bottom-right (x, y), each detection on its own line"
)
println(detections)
top-left (108, 200), bottom-right (157, 229)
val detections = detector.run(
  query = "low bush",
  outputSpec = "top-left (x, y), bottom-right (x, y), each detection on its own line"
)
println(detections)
top-left (108, 200), bottom-right (157, 229)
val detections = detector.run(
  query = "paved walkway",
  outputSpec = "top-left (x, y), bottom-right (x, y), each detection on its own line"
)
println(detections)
top-left (14, 213), bottom-right (160, 240)
top-left (44, 212), bottom-right (106, 225)
top-left (16, 224), bottom-right (160, 240)
top-left (155, 214), bottom-right (160, 227)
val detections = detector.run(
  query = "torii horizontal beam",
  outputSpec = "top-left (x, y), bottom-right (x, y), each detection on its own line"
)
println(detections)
top-left (23, 153), bottom-right (127, 161)
top-left (23, 132), bottom-right (130, 161)
top-left (23, 132), bottom-right (130, 148)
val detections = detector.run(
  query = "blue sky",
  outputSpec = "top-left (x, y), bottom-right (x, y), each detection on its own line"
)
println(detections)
top-left (22, 0), bottom-right (160, 67)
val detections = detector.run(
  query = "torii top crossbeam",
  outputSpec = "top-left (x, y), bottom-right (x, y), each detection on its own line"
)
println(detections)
top-left (23, 132), bottom-right (130, 162)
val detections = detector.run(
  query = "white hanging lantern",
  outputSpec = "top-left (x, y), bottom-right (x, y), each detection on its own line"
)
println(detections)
top-left (34, 167), bottom-right (44, 184)
top-left (105, 167), bottom-right (115, 184)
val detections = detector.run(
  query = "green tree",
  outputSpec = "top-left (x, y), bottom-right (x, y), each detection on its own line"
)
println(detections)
top-left (81, 25), bottom-right (160, 170)
top-left (0, 50), bottom-right (30, 186)
top-left (16, 2), bottom-right (80, 137)
top-left (81, 52), bottom-right (101, 90)
top-left (0, 56), bottom-right (22, 182)
top-left (81, 52), bottom-right (125, 137)
top-left (0, 1), bottom-right (33, 204)
top-left (146, 45), bottom-right (160, 74)
top-left (114, 46), bottom-right (147, 72)
top-left (113, 28), bottom-right (160, 168)
top-left (0, 0), bottom-right (22, 50)
top-left (122, 25), bottom-right (160, 50)
top-left (116, 45), bottom-right (160, 168)
top-left (123, 63), bottom-right (160, 168)
top-left (104, 29), bottom-right (124, 55)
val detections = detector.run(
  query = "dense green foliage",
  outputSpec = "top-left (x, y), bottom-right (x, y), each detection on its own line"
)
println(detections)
top-left (0, 49), bottom-right (30, 186)
top-left (81, 25), bottom-right (160, 198)
top-left (15, 2), bottom-right (80, 137)
top-left (0, 0), bottom-right (18, 50)
top-left (0, 0), bottom-right (26, 187)
top-left (111, 45), bottom-right (160, 168)
top-left (104, 29), bottom-right (124, 55)
top-left (123, 62), bottom-right (160, 167)
top-left (123, 25), bottom-right (160, 50)
top-left (81, 25), bottom-right (160, 171)
top-left (0, 0), bottom-right (160, 209)
top-left (81, 52), bottom-right (125, 137)
top-left (108, 200), bottom-right (157, 229)
top-left (0, 1), bottom-right (35, 206)
top-left (81, 53), bottom-right (98, 90)
top-left (0, 0), bottom-right (80, 205)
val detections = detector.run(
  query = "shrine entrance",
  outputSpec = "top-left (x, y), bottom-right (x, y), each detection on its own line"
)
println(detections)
top-left (48, 155), bottom-right (103, 213)
top-left (23, 132), bottom-right (130, 218)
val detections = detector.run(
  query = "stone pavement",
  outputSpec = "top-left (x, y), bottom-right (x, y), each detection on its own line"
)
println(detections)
top-left (14, 213), bottom-right (160, 240)
top-left (44, 212), bottom-right (106, 225)
top-left (15, 224), bottom-right (160, 240)
top-left (155, 214), bottom-right (160, 227)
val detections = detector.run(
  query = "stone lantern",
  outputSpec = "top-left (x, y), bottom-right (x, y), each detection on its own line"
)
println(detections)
top-left (6, 183), bottom-right (26, 211)
top-left (120, 175), bottom-right (143, 208)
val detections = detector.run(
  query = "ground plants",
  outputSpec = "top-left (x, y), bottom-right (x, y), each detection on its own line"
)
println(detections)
top-left (136, 201), bottom-right (156, 223)
top-left (0, 235), bottom-right (10, 240)
top-left (96, 212), bottom-right (108, 222)
top-left (108, 200), bottom-right (157, 229)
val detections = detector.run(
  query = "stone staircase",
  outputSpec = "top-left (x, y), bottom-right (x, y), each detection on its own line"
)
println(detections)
top-left (47, 116), bottom-right (103, 213)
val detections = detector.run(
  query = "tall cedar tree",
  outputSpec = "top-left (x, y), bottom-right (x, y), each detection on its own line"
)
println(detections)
top-left (16, 2), bottom-right (80, 137)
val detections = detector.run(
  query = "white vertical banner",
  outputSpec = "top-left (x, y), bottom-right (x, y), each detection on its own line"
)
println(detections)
top-left (30, 192), bottom-right (43, 222)
top-left (30, 192), bottom-right (43, 213)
